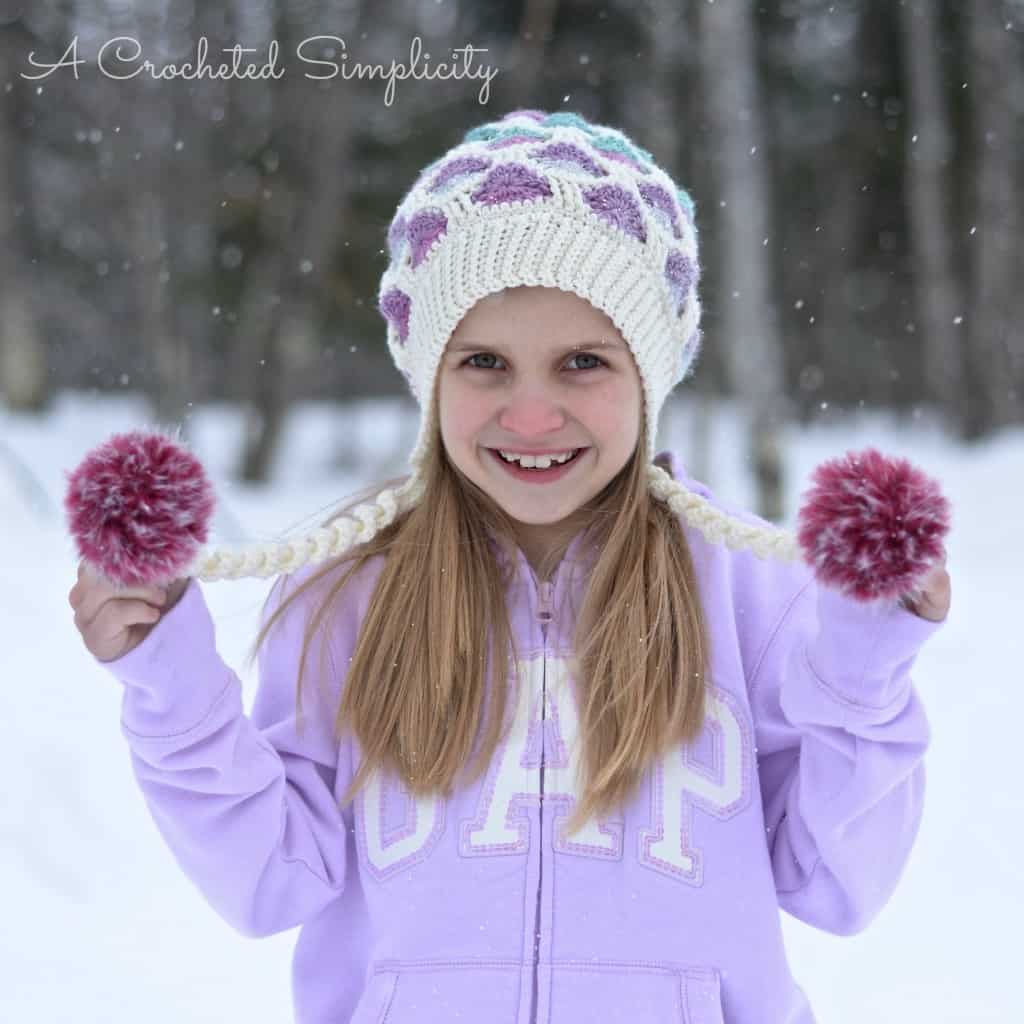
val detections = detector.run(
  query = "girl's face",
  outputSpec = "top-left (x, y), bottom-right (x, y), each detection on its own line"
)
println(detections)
top-left (438, 286), bottom-right (642, 549)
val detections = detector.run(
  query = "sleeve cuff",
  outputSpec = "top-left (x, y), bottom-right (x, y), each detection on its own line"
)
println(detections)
top-left (92, 578), bottom-right (237, 739)
top-left (805, 585), bottom-right (945, 710)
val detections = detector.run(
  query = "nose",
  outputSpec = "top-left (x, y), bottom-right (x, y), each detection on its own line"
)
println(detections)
top-left (497, 395), bottom-right (567, 440)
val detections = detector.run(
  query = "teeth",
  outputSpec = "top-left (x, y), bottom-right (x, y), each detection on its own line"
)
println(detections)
top-left (498, 449), bottom-right (577, 469)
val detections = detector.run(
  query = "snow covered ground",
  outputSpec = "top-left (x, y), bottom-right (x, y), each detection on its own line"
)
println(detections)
top-left (1, 390), bottom-right (1018, 1022)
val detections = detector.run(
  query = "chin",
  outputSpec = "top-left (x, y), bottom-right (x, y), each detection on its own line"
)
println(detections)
top-left (505, 508), bottom-right (572, 526)
top-left (500, 486), bottom-right (593, 522)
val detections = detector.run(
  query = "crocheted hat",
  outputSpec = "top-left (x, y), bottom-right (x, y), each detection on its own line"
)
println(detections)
top-left (378, 108), bottom-right (703, 477)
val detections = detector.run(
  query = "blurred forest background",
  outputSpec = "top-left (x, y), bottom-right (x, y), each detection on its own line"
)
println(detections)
top-left (0, 0), bottom-right (1021, 510)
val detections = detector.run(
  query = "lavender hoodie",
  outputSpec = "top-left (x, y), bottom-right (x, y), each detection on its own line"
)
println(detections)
top-left (95, 452), bottom-right (943, 1023)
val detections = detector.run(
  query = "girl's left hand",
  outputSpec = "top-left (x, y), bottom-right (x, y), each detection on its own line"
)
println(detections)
top-left (899, 552), bottom-right (950, 622)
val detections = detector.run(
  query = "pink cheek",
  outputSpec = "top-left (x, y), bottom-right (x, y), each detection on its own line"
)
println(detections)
top-left (581, 386), bottom-right (617, 419)
top-left (446, 396), bottom-right (494, 438)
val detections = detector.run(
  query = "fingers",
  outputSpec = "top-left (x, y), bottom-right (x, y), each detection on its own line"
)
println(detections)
top-left (76, 588), bottom-right (166, 633)
top-left (920, 560), bottom-right (950, 590)
top-left (69, 562), bottom-right (167, 629)
top-left (69, 559), bottom-right (182, 661)
top-left (899, 556), bottom-right (952, 622)
top-left (77, 596), bottom-right (164, 662)
top-left (89, 598), bottom-right (162, 644)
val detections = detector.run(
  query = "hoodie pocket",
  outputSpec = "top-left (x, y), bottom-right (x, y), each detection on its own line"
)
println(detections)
top-left (348, 968), bottom-right (398, 1024)
top-left (352, 960), bottom-right (521, 1022)
top-left (549, 960), bottom-right (724, 1024)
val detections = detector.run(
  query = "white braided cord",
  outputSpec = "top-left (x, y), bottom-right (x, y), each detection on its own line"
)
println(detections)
top-left (182, 463), bottom-right (799, 582)
top-left (646, 463), bottom-right (800, 562)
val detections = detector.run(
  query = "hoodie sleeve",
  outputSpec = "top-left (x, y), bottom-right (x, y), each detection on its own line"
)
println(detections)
top-left (94, 568), bottom-right (354, 938)
top-left (748, 576), bottom-right (944, 936)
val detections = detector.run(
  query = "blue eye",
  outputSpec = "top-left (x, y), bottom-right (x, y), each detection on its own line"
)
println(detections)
top-left (461, 352), bottom-right (607, 371)
top-left (566, 352), bottom-right (606, 371)
top-left (462, 353), bottom-right (499, 370)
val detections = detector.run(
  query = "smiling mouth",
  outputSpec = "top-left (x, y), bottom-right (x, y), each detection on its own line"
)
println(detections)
top-left (485, 446), bottom-right (588, 478)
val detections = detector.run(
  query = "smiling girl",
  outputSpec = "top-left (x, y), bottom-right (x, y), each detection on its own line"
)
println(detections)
top-left (71, 110), bottom-right (949, 1024)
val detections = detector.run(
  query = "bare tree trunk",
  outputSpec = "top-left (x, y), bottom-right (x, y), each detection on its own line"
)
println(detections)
top-left (233, 246), bottom-right (289, 483)
top-left (132, 185), bottom-right (190, 430)
top-left (900, 0), bottom-right (966, 432)
top-left (964, 1), bottom-right (1020, 437)
top-left (516, 0), bottom-right (560, 91)
top-left (232, 2), bottom-right (362, 483)
top-left (115, 1), bottom-right (229, 436)
top-left (0, 18), bottom-right (48, 412)
top-left (697, 0), bottom-right (789, 520)
top-left (635, 0), bottom-right (713, 479)
top-left (814, 133), bottom-right (863, 414)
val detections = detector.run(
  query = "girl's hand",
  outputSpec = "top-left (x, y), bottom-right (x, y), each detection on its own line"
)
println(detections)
top-left (68, 561), bottom-right (190, 663)
top-left (899, 552), bottom-right (951, 623)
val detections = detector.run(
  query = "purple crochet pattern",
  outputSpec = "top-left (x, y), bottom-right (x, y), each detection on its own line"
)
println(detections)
top-left (529, 142), bottom-right (608, 178)
top-left (665, 250), bottom-right (698, 317)
top-left (470, 163), bottom-right (554, 206)
top-left (379, 287), bottom-right (412, 343)
top-left (581, 183), bottom-right (647, 244)
top-left (638, 182), bottom-right (682, 240)
top-left (407, 209), bottom-right (448, 268)
top-left (386, 215), bottom-right (407, 261)
top-left (428, 156), bottom-right (492, 195)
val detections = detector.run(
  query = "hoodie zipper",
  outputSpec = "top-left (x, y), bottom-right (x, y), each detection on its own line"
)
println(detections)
top-left (530, 578), bottom-right (554, 1024)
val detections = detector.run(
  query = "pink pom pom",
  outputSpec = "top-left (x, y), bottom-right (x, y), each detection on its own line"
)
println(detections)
top-left (64, 429), bottom-right (215, 587)
top-left (796, 447), bottom-right (951, 602)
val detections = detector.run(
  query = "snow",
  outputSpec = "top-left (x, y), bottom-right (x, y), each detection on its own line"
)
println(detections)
top-left (1, 390), bottom-right (1018, 1022)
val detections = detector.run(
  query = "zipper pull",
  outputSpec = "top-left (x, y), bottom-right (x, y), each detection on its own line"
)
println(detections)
top-left (537, 580), bottom-right (554, 624)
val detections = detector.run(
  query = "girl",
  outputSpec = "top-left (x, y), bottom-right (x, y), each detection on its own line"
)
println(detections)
top-left (70, 111), bottom-right (950, 1024)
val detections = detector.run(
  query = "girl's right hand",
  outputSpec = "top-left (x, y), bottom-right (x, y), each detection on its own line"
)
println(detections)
top-left (69, 561), bottom-right (190, 663)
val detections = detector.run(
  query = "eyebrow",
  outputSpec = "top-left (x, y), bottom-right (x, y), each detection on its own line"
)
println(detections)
top-left (447, 338), bottom-right (627, 354)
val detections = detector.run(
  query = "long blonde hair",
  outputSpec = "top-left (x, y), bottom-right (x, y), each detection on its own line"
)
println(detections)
top-left (248, 398), bottom-right (711, 839)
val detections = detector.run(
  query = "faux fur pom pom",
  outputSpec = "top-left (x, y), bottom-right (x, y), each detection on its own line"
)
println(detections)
top-left (65, 429), bottom-right (215, 587)
top-left (796, 447), bottom-right (950, 602)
